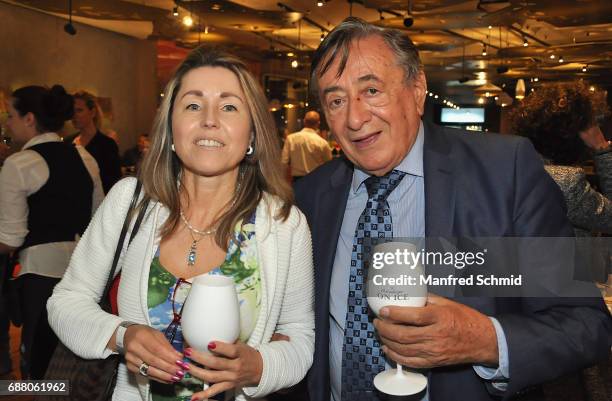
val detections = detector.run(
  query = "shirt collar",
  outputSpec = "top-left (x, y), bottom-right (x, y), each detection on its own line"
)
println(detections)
top-left (22, 132), bottom-right (62, 150)
top-left (351, 121), bottom-right (424, 194)
top-left (300, 127), bottom-right (318, 134)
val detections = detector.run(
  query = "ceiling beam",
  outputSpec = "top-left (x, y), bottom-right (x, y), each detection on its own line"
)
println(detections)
top-left (508, 25), bottom-right (550, 47)
top-left (443, 29), bottom-right (500, 49)
top-left (277, 2), bottom-right (329, 33)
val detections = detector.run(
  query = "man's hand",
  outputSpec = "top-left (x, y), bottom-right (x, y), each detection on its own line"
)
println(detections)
top-left (373, 294), bottom-right (499, 369)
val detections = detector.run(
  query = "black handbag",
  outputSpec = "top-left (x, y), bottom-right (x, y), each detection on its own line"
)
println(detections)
top-left (41, 181), bottom-right (150, 401)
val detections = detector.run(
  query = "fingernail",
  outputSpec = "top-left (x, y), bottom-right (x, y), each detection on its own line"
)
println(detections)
top-left (380, 307), bottom-right (389, 317)
top-left (191, 397), bottom-right (199, 401)
top-left (208, 342), bottom-right (216, 350)
top-left (171, 375), bottom-right (181, 382)
top-left (176, 360), bottom-right (185, 368)
top-left (176, 370), bottom-right (185, 377)
top-left (184, 348), bottom-right (192, 357)
top-left (181, 363), bottom-right (190, 371)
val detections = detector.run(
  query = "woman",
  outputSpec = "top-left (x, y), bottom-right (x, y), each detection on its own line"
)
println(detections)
top-left (509, 81), bottom-right (611, 236)
top-left (0, 85), bottom-right (103, 378)
top-left (68, 91), bottom-right (122, 193)
top-left (48, 48), bottom-right (315, 401)
top-left (510, 83), bottom-right (611, 401)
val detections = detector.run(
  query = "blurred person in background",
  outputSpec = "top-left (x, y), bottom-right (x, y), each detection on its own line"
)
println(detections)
top-left (122, 133), bottom-right (150, 175)
top-left (0, 85), bottom-right (103, 378)
top-left (281, 110), bottom-right (332, 182)
top-left (510, 81), bottom-right (611, 236)
top-left (68, 91), bottom-right (121, 193)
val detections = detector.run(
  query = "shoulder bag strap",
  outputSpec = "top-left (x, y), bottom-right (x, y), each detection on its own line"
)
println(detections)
top-left (100, 181), bottom-right (149, 304)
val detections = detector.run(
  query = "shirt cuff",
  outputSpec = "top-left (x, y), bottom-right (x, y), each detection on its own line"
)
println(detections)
top-left (473, 317), bottom-right (510, 387)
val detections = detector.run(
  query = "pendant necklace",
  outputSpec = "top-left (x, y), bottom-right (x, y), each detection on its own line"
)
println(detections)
top-left (180, 210), bottom-right (217, 266)
top-left (179, 171), bottom-right (242, 267)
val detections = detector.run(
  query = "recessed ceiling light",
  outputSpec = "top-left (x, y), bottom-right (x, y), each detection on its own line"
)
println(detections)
top-left (172, 6), bottom-right (178, 17)
top-left (182, 15), bottom-right (193, 27)
top-left (549, 54), bottom-right (555, 59)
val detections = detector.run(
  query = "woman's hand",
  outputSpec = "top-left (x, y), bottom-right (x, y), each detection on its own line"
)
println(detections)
top-left (187, 341), bottom-right (263, 400)
top-left (580, 125), bottom-right (609, 151)
top-left (122, 325), bottom-right (186, 384)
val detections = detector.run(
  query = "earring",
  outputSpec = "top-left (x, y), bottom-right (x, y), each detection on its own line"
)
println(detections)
top-left (246, 145), bottom-right (254, 155)
top-left (171, 144), bottom-right (175, 152)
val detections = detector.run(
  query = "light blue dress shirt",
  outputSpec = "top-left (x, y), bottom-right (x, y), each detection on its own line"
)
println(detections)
top-left (328, 123), bottom-right (509, 401)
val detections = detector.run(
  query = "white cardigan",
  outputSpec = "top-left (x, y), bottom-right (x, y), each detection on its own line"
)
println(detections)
top-left (47, 178), bottom-right (315, 400)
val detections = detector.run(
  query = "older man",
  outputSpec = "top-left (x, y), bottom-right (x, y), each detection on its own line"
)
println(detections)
top-left (295, 17), bottom-right (610, 401)
top-left (282, 110), bottom-right (332, 181)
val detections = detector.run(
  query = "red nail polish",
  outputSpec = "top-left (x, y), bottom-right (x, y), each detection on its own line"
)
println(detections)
top-left (184, 348), bottom-right (192, 357)
top-left (175, 360), bottom-right (184, 368)
top-left (208, 342), bottom-right (216, 350)
top-left (171, 375), bottom-right (180, 382)
top-left (176, 370), bottom-right (185, 377)
top-left (181, 362), bottom-right (190, 371)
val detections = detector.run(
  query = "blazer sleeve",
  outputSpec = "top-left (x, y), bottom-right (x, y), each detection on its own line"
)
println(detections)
top-left (565, 152), bottom-right (612, 233)
top-left (47, 177), bottom-right (138, 359)
top-left (242, 209), bottom-right (315, 398)
top-left (496, 140), bottom-right (612, 399)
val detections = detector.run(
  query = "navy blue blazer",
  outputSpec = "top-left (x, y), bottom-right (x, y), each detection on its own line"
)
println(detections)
top-left (294, 122), bottom-right (611, 401)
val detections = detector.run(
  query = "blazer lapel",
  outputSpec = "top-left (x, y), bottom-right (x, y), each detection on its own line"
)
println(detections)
top-left (424, 122), bottom-right (456, 239)
top-left (423, 123), bottom-right (458, 297)
top-left (314, 159), bottom-right (352, 314)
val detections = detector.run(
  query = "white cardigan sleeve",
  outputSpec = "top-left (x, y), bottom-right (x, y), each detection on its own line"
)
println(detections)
top-left (47, 177), bottom-right (138, 359)
top-left (243, 209), bottom-right (315, 398)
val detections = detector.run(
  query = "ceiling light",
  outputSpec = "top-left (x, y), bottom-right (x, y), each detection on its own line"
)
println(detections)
top-left (291, 59), bottom-right (298, 68)
top-left (317, 1), bottom-right (324, 6)
top-left (549, 54), bottom-right (555, 59)
top-left (429, 92), bottom-right (433, 97)
top-left (523, 38), bottom-right (528, 47)
top-left (172, 6), bottom-right (179, 17)
top-left (534, 77), bottom-right (539, 82)
top-left (589, 86), bottom-right (595, 92)
top-left (488, 25), bottom-right (492, 29)
top-left (482, 44), bottom-right (487, 57)
top-left (478, 98), bottom-right (485, 104)
top-left (515, 78), bottom-right (526, 100)
top-left (558, 55), bottom-right (564, 63)
top-left (582, 65), bottom-right (587, 72)
top-left (182, 15), bottom-right (193, 27)
top-left (434, 95), bottom-right (439, 99)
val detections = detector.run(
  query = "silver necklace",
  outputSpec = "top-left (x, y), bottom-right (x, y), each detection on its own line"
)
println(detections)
top-left (180, 174), bottom-right (242, 266)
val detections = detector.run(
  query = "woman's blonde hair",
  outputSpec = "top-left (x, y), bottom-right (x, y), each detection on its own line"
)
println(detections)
top-left (139, 47), bottom-right (292, 247)
top-left (73, 90), bottom-right (103, 129)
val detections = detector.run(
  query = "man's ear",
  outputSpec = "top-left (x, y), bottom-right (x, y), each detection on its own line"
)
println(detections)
top-left (24, 112), bottom-right (36, 128)
top-left (413, 71), bottom-right (427, 117)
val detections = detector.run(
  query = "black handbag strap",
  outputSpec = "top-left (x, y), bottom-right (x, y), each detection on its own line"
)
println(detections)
top-left (100, 181), bottom-right (150, 304)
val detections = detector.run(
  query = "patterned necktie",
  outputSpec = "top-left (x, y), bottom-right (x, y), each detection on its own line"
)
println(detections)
top-left (341, 169), bottom-right (407, 401)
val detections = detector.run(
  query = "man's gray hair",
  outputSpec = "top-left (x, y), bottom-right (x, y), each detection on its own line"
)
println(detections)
top-left (309, 17), bottom-right (423, 102)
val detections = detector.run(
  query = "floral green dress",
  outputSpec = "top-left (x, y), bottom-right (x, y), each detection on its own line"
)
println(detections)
top-left (147, 213), bottom-right (260, 401)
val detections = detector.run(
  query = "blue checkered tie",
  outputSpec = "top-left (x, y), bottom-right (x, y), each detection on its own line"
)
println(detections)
top-left (341, 170), bottom-right (407, 401)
